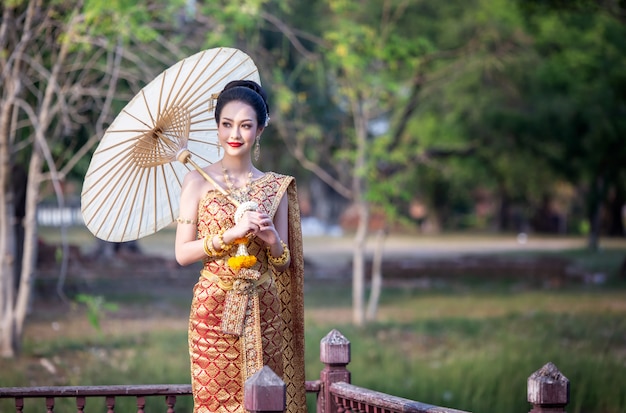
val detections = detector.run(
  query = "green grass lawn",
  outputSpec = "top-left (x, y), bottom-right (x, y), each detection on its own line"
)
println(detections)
top-left (2, 231), bottom-right (625, 413)
top-left (304, 287), bottom-right (626, 413)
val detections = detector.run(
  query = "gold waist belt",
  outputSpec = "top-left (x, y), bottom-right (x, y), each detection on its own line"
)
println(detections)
top-left (200, 268), bottom-right (271, 292)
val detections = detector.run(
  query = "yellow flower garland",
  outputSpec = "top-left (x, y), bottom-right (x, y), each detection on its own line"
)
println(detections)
top-left (227, 237), bottom-right (257, 270)
top-left (228, 255), bottom-right (258, 270)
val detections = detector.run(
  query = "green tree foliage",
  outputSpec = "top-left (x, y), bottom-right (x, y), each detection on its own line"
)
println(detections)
top-left (359, 0), bottom-right (626, 240)
top-left (490, 1), bottom-right (626, 245)
top-left (362, 0), bottom-right (539, 230)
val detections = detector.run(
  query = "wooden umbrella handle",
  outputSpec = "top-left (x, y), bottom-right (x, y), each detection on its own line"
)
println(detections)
top-left (176, 149), bottom-right (240, 207)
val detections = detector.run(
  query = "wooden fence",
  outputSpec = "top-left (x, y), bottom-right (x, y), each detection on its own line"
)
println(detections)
top-left (0, 329), bottom-right (570, 413)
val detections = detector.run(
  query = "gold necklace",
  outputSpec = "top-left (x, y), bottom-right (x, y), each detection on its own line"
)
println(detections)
top-left (222, 163), bottom-right (253, 203)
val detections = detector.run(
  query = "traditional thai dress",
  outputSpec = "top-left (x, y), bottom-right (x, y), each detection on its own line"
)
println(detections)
top-left (188, 172), bottom-right (306, 413)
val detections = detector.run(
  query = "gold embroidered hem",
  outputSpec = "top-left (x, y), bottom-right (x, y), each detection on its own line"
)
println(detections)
top-left (188, 173), bottom-right (306, 413)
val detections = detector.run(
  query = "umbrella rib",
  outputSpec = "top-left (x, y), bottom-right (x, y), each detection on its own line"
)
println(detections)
top-left (159, 64), bottom-right (181, 116)
top-left (170, 48), bottom-right (225, 111)
top-left (189, 147), bottom-right (220, 165)
top-left (164, 49), bottom-right (212, 111)
top-left (121, 107), bottom-right (155, 131)
top-left (89, 155), bottom-right (142, 240)
top-left (189, 113), bottom-right (217, 128)
top-left (107, 164), bottom-right (144, 240)
top-left (166, 49), bottom-right (209, 110)
top-left (81, 133), bottom-right (148, 167)
top-left (140, 89), bottom-right (158, 129)
top-left (185, 51), bottom-right (252, 114)
top-left (111, 165), bottom-right (147, 241)
top-left (171, 162), bottom-right (188, 187)
top-left (148, 163), bottom-right (163, 236)
top-left (106, 128), bottom-right (165, 134)
top-left (152, 165), bottom-right (159, 236)
top-left (82, 148), bottom-right (143, 210)
top-left (188, 126), bottom-right (217, 133)
top-left (190, 58), bottom-right (257, 111)
top-left (82, 137), bottom-right (149, 196)
top-left (130, 164), bottom-right (157, 240)
top-left (187, 136), bottom-right (218, 146)
top-left (158, 70), bottom-right (165, 123)
top-left (139, 170), bottom-right (162, 238)
top-left (158, 161), bottom-right (178, 224)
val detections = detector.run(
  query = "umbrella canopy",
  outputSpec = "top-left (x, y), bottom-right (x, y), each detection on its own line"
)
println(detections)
top-left (81, 47), bottom-right (259, 242)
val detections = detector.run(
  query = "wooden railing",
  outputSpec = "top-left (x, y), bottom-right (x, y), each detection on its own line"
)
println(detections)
top-left (0, 385), bottom-right (190, 413)
top-left (0, 329), bottom-right (570, 413)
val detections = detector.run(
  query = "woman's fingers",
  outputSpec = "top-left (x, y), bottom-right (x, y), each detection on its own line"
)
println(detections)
top-left (237, 211), bottom-right (275, 237)
top-left (246, 212), bottom-right (271, 228)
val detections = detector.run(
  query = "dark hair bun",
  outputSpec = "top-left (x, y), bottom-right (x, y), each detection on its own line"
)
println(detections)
top-left (223, 80), bottom-right (268, 112)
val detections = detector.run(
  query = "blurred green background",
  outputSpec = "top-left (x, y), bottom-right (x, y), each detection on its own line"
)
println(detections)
top-left (3, 1), bottom-right (626, 412)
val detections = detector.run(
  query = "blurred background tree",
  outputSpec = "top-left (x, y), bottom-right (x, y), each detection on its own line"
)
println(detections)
top-left (0, 0), bottom-right (189, 357)
top-left (2, 0), bottom-right (625, 353)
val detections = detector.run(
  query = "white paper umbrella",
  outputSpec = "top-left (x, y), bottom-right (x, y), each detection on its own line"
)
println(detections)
top-left (81, 47), bottom-right (259, 242)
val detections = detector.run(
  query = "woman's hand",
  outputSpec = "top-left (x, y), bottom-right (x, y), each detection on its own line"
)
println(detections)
top-left (253, 211), bottom-right (281, 245)
top-left (223, 193), bottom-right (289, 265)
top-left (224, 210), bottom-right (279, 245)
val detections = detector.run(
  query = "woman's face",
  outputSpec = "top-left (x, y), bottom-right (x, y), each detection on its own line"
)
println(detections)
top-left (217, 101), bottom-right (262, 158)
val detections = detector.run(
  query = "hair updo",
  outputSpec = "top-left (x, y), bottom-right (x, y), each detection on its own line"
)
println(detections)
top-left (214, 80), bottom-right (270, 127)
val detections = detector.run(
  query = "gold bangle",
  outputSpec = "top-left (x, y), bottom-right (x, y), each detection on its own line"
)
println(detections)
top-left (267, 240), bottom-right (290, 267)
top-left (217, 229), bottom-right (233, 252)
top-left (203, 235), bottom-right (219, 257)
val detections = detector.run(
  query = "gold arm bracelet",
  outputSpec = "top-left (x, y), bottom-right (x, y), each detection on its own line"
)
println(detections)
top-left (177, 217), bottom-right (197, 225)
top-left (217, 229), bottom-right (233, 252)
top-left (267, 240), bottom-right (290, 267)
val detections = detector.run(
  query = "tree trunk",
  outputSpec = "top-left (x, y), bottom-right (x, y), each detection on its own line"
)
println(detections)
top-left (0, 125), bottom-right (16, 358)
top-left (498, 186), bottom-right (511, 232)
top-left (13, 152), bottom-right (43, 351)
top-left (366, 228), bottom-right (385, 321)
top-left (587, 175), bottom-right (606, 251)
top-left (605, 185), bottom-right (625, 236)
top-left (352, 200), bottom-right (369, 326)
top-left (0, 56), bottom-right (18, 356)
top-left (588, 206), bottom-right (601, 251)
top-left (350, 91), bottom-right (370, 327)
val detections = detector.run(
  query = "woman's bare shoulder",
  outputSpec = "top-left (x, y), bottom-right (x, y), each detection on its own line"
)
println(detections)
top-left (182, 166), bottom-right (223, 193)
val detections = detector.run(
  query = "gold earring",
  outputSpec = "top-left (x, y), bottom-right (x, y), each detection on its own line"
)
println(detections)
top-left (254, 136), bottom-right (260, 162)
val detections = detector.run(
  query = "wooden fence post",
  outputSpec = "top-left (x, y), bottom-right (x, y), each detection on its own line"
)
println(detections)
top-left (244, 366), bottom-right (286, 413)
top-left (318, 329), bottom-right (351, 413)
top-left (528, 362), bottom-right (570, 413)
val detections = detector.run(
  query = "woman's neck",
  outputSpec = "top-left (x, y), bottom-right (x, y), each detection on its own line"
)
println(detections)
top-left (220, 157), bottom-right (254, 175)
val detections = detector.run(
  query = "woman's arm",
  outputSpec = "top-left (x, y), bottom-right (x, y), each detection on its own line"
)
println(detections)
top-left (265, 193), bottom-right (290, 271)
top-left (174, 172), bottom-right (206, 266)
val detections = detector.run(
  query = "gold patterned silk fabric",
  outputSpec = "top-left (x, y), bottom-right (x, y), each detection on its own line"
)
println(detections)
top-left (188, 172), bottom-right (306, 413)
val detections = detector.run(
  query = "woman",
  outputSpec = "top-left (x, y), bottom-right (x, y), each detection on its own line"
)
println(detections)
top-left (175, 80), bottom-right (306, 413)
